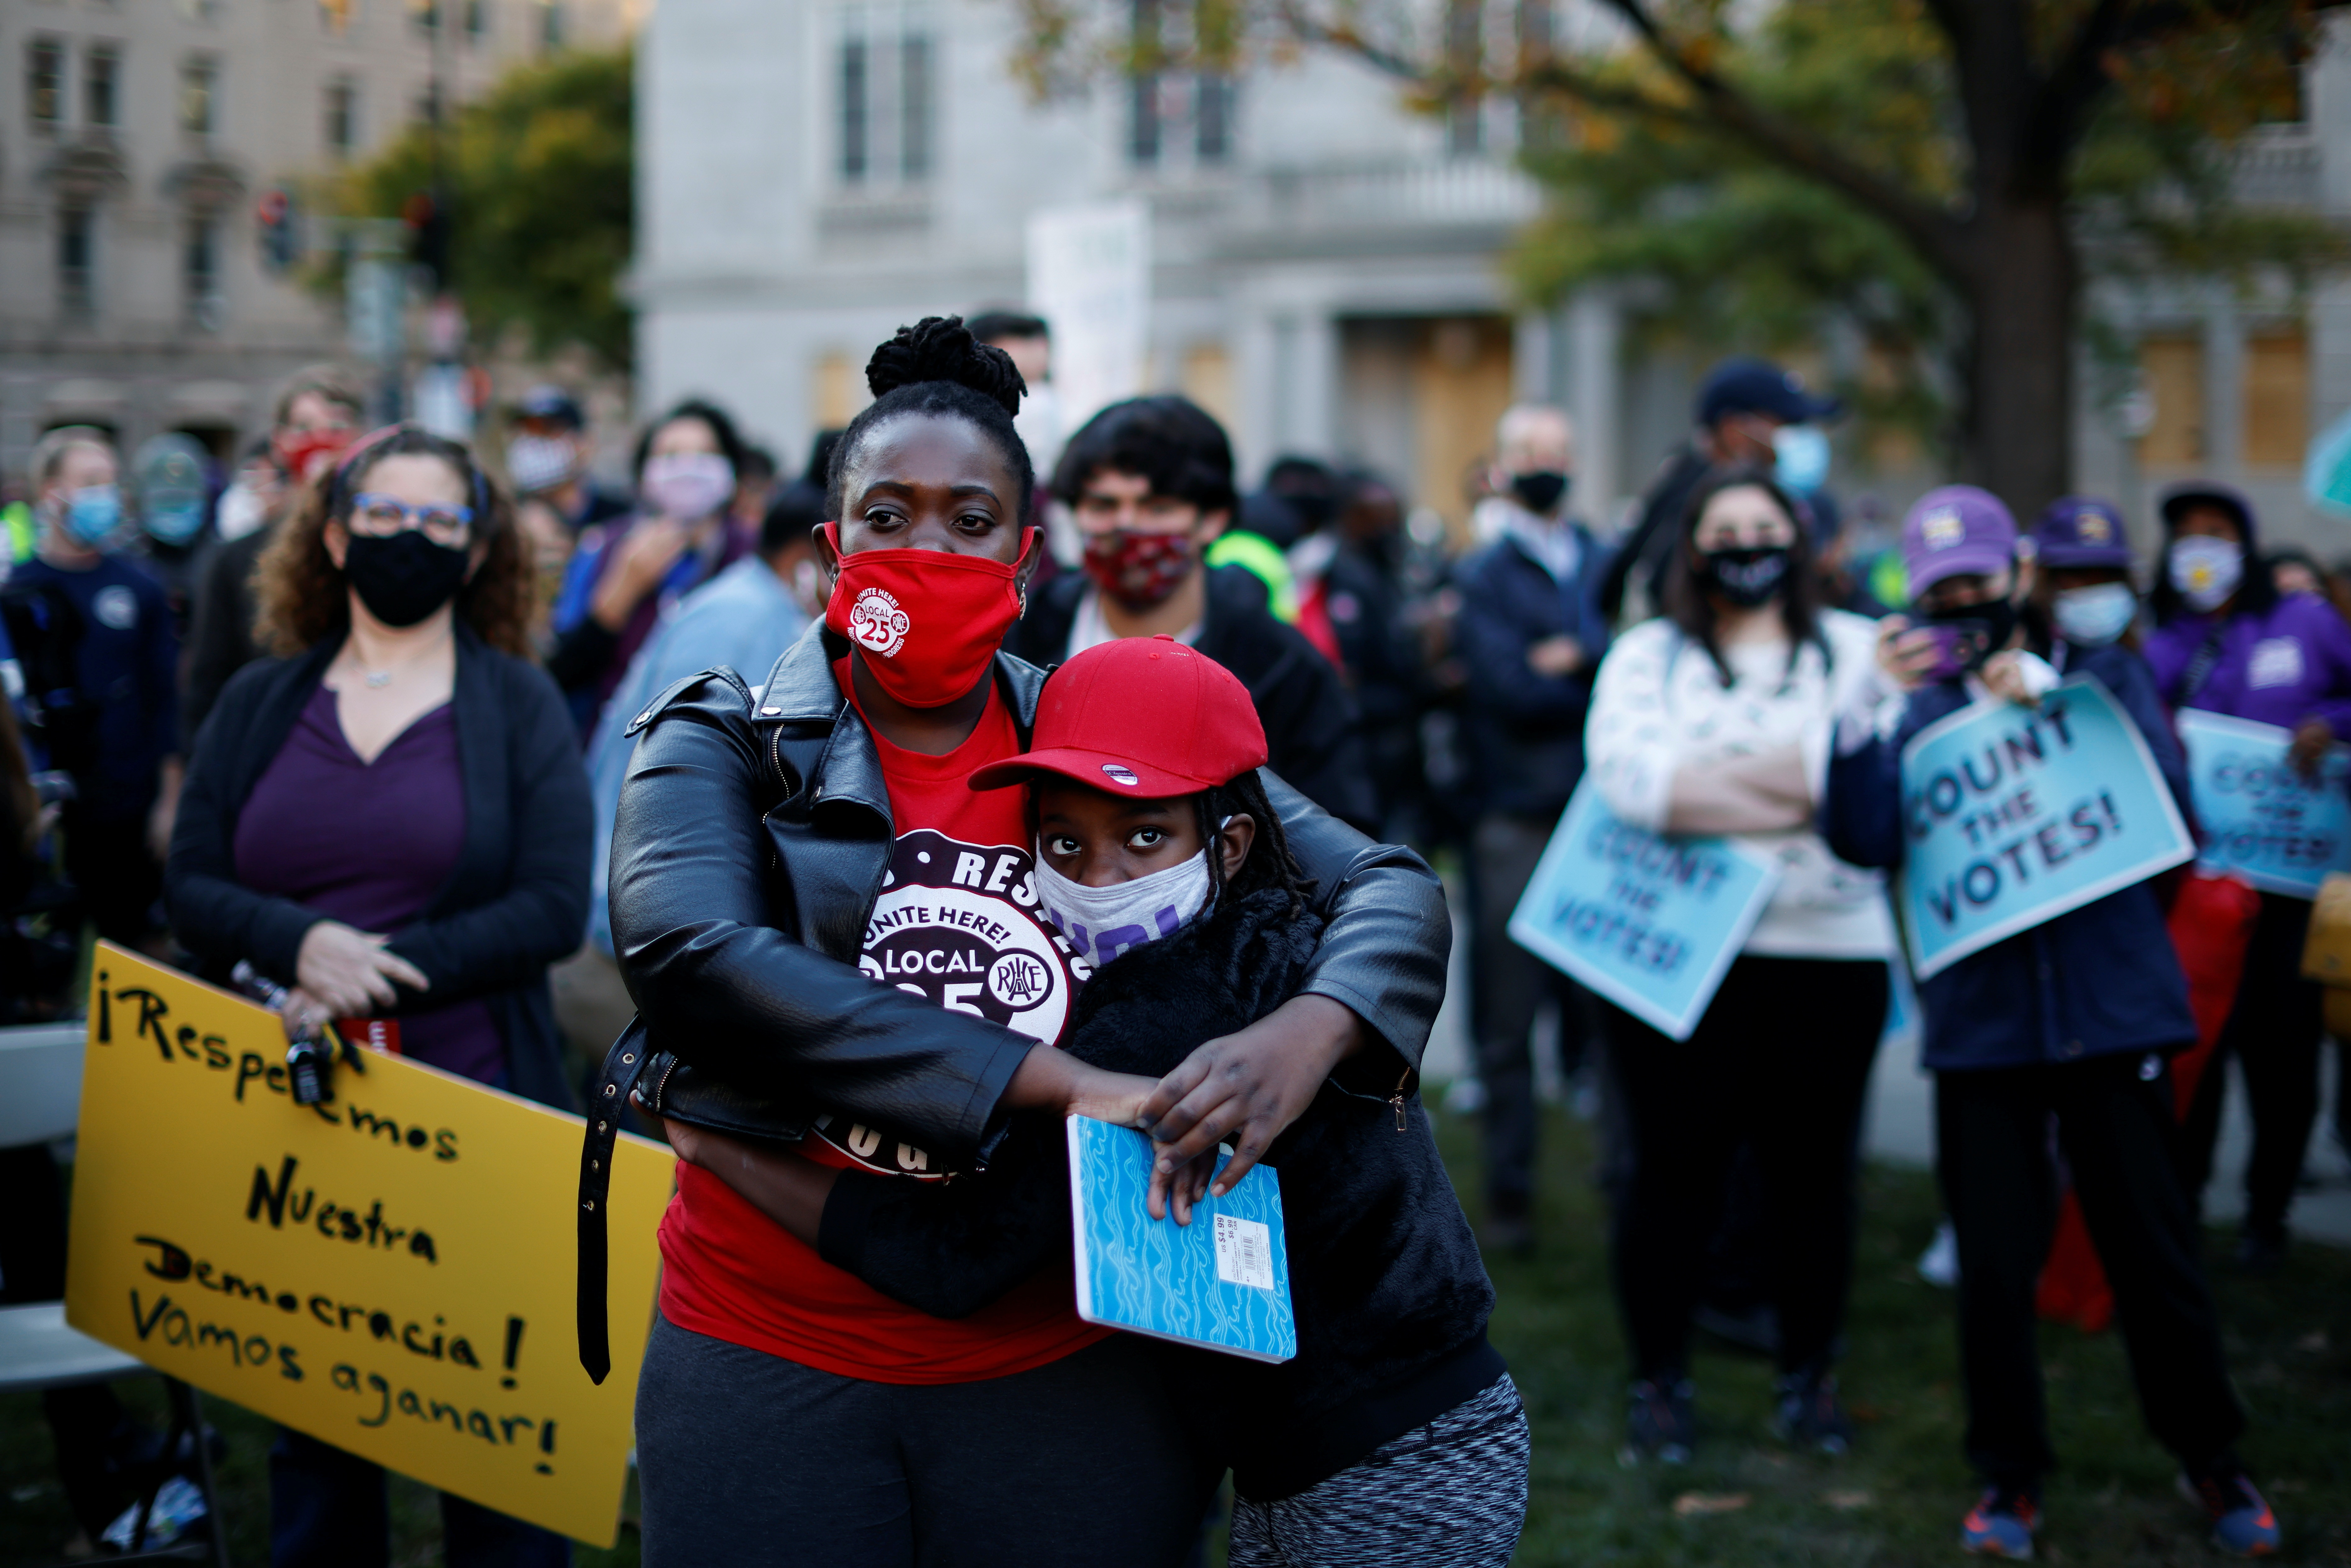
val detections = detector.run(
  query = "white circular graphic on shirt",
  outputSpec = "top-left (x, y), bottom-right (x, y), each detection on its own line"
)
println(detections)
top-left (826, 829), bottom-right (1087, 1178)
top-left (1101, 763), bottom-right (1139, 787)
top-left (846, 586), bottom-right (910, 657)
top-left (93, 586), bottom-right (138, 631)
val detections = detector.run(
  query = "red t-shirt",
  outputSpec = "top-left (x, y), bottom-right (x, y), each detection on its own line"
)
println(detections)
top-left (655, 672), bottom-right (1109, 1383)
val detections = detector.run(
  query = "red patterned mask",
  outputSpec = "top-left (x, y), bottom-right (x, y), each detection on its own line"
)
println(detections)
top-left (823, 523), bottom-right (1033, 708)
top-left (1082, 528), bottom-right (1199, 610)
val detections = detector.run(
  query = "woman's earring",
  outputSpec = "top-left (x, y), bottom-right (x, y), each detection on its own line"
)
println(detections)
top-left (1018, 586), bottom-right (1029, 617)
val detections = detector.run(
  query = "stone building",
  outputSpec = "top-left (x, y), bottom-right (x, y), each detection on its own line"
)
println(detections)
top-left (635, 0), bottom-right (2351, 552)
top-left (0, 0), bottom-right (636, 482)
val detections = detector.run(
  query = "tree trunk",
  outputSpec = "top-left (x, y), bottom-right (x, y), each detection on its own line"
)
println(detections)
top-left (1957, 194), bottom-right (2076, 519)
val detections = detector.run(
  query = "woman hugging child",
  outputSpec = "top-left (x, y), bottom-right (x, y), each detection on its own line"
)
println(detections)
top-left (662, 634), bottom-right (1527, 1568)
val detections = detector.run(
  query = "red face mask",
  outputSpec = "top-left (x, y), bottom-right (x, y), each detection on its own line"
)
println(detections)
top-left (823, 523), bottom-right (1033, 709)
top-left (1082, 528), bottom-right (1199, 609)
top-left (277, 426), bottom-right (355, 484)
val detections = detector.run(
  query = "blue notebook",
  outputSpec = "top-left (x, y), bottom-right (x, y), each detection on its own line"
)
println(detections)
top-left (1065, 1114), bottom-right (1297, 1364)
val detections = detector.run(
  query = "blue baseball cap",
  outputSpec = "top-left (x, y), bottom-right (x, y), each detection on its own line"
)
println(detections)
top-left (1903, 485), bottom-right (2017, 595)
top-left (2032, 496), bottom-right (2133, 570)
top-left (1697, 357), bottom-right (1843, 427)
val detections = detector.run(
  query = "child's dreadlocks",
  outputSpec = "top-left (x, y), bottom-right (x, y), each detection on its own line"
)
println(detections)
top-left (1195, 770), bottom-right (1317, 921)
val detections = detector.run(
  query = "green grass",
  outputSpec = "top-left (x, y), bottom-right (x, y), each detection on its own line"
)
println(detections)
top-left (0, 1105), bottom-right (2342, 1565)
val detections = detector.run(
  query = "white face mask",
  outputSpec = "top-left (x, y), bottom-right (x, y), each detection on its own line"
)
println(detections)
top-left (215, 482), bottom-right (268, 542)
top-left (2051, 582), bottom-right (2137, 647)
top-left (1032, 848), bottom-right (1211, 969)
top-left (2168, 536), bottom-right (2243, 613)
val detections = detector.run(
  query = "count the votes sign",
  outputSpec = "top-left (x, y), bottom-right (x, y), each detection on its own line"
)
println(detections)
top-left (64, 946), bottom-right (674, 1546)
top-left (1506, 782), bottom-right (1782, 1040)
top-left (1900, 676), bottom-right (2194, 979)
top-left (2176, 708), bottom-right (2351, 897)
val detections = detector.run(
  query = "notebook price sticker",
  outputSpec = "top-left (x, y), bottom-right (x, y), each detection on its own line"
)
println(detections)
top-left (1212, 1214), bottom-right (1276, 1291)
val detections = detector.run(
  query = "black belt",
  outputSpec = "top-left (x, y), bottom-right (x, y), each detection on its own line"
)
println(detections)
top-left (576, 1018), bottom-right (660, 1385)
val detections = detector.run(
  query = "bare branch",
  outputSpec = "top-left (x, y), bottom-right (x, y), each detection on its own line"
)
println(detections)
top-left (1592, 0), bottom-right (1968, 279)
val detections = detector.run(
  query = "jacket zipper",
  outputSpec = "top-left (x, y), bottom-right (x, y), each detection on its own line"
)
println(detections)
top-left (648, 1055), bottom-right (679, 1114)
top-left (1390, 1068), bottom-right (1410, 1132)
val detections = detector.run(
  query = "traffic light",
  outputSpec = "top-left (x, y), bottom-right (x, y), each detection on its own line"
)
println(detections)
top-left (256, 187), bottom-right (299, 272)
top-left (402, 189), bottom-right (450, 290)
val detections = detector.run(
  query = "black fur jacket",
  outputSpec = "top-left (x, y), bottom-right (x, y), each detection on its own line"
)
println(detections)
top-left (818, 886), bottom-right (1500, 1499)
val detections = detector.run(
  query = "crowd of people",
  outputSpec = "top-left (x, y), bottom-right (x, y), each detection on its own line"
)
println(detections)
top-left (0, 318), bottom-right (2339, 1564)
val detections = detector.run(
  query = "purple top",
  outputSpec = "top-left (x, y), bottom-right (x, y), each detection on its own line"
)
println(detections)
top-left (233, 684), bottom-right (505, 1084)
top-left (2145, 595), bottom-right (2351, 739)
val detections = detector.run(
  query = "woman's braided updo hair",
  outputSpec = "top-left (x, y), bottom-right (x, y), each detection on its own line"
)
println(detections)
top-left (826, 316), bottom-right (1037, 524)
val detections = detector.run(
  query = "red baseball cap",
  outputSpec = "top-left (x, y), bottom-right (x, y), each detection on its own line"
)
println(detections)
top-left (968, 635), bottom-right (1269, 797)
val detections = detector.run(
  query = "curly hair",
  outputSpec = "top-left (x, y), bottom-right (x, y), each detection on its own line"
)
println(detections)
top-left (253, 425), bottom-right (536, 658)
top-left (826, 316), bottom-right (1035, 524)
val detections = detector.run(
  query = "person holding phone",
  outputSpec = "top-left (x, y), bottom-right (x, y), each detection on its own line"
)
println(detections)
top-left (1822, 487), bottom-right (2277, 1560)
top-left (1582, 466), bottom-right (1894, 1464)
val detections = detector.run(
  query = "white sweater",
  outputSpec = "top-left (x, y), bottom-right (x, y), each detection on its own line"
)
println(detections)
top-left (1586, 611), bottom-right (1898, 960)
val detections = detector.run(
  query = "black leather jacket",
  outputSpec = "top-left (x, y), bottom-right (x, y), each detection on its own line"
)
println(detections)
top-left (576, 620), bottom-right (1451, 1377)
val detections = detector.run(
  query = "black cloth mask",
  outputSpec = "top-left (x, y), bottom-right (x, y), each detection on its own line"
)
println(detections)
top-left (1700, 546), bottom-right (1791, 608)
top-left (343, 530), bottom-right (472, 628)
top-left (1510, 471), bottom-right (1570, 515)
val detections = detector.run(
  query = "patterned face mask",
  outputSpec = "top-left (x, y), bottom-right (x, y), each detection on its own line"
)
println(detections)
top-left (1082, 528), bottom-right (1198, 610)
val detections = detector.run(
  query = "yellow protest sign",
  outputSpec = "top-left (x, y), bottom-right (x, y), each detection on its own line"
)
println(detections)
top-left (64, 944), bottom-right (674, 1547)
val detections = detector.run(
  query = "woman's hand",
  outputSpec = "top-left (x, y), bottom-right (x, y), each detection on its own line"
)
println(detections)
top-left (1874, 615), bottom-right (1942, 691)
top-left (2289, 716), bottom-right (2336, 780)
top-left (655, 1111), bottom-right (838, 1247)
top-left (1981, 651), bottom-right (2041, 708)
top-left (295, 920), bottom-right (429, 1018)
top-left (590, 517), bottom-right (690, 631)
top-left (1137, 994), bottom-right (1368, 1211)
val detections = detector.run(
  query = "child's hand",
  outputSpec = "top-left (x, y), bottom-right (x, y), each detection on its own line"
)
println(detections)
top-left (1138, 994), bottom-right (1367, 1210)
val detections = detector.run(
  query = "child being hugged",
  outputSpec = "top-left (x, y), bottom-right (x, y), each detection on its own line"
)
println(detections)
top-left (663, 634), bottom-right (1526, 1568)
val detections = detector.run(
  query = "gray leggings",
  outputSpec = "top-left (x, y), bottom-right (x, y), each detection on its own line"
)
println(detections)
top-left (633, 1316), bottom-right (1215, 1568)
top-left (1229, 1376), bottom-right (1531, 1568)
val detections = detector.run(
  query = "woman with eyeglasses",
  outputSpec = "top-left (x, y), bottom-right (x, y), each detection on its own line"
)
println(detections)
top-left (166, 424), bottom-right (590, 1568)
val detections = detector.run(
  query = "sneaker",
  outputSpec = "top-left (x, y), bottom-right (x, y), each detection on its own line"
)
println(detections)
top-left (1960, 1485), bottom-right (2040, 1558)
top-left (2180, 1463), bottom-right (2280, 1557)
top-left (1919, 1219), bottom-right (1960, 1288)
top-left (1623, 1377), bottom-right (1695, 1464)
top-left (1772, 1367), bottom-right (1852, 1455)
top-left (2232, 1229), bottom-right (2287, 1276)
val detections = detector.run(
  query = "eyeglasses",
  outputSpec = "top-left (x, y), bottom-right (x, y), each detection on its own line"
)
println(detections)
top-left (348, 493), bottom-right (474, 547)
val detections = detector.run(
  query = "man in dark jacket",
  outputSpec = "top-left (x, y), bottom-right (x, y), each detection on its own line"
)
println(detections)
top-left (1452, 403), bottom-right (1611, 1252)
top-left (1006, 396), bottom-right (1374, 828)
top-left (182, 367), bottom-right (363, 749)
top-left (1602, 356), bottom-right (1840, 621)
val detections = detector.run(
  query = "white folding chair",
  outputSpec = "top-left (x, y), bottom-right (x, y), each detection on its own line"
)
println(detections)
top-left (0, 1023), bottom-right (229, 1565)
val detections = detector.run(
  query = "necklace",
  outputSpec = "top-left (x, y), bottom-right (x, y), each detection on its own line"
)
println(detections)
top-left (362, 669), bottom-right (394, 689)
top-left (341, 627), bottom-right (449, 691)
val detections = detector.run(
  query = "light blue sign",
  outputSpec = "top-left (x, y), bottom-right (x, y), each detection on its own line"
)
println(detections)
top-left (1507, 782), bottom-right (1781, 1040)
top-left (2177, 708), bottom-right (2351, 898)
top-left (1900, 676), bottom-right (2193, 978)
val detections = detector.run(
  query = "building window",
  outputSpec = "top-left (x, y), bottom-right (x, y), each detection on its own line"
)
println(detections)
top-left (59, 208), bottom-right (95, 317)
top-left (87, 46), bottom-right (119, 128)
top-left (835, 10), bottom-right (932, 189)
top-left (1195, 74), bottom-right (1232, 163)
top-left (1129, 0), bottom-right (1160, 165)
top-left (537, 0), bottom-right (564, 49)
top-left (2243, 327), bottom-right (2309, 467)
top-left (413, 85), bottom-right (441, 125)
top-left (465, 0), bottom-right (488, 40)
top-left (412, 0), bottom-right (440, 37)
top-left (325, 78), bottom-right (358, 156)
top-left (28, 40), bottom-right (65, 130)
top-left (180, 57), bottom-right (217, 136)
top-left (2136, 334), bottom-right (2204, 466)
top-left (184, 217), bottom-right (221, 327)
top-left (839, 37), bottom-right (868, 181)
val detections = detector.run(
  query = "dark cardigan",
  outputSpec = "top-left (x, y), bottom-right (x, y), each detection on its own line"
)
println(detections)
top-left (818, 888), bottom-right (1500, 1501)
top-left (166, 625), bottom-right (592, 1111)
